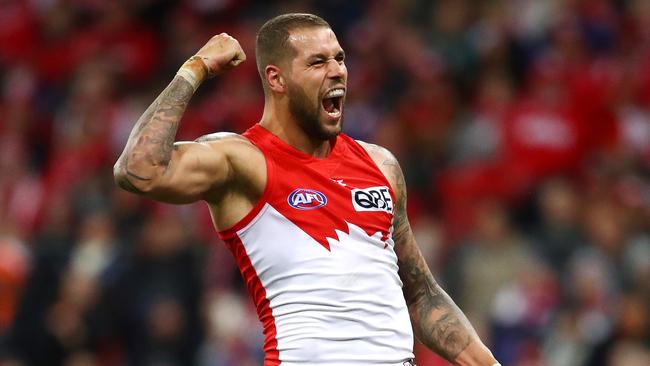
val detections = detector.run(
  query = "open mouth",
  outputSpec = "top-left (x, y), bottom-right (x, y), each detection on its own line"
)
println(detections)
top-left (322, 88), bottom-right (345, 118)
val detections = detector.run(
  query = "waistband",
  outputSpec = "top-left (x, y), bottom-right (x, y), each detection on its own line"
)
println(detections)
top-left (273, 360), bottom-right (417, 366)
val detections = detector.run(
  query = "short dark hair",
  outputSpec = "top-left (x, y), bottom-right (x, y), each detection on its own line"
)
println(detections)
top-left (255, 13), bottom-right (331, 89)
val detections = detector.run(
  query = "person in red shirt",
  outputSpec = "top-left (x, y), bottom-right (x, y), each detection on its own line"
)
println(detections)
top-left (114, 13), bottom-right (499, 366)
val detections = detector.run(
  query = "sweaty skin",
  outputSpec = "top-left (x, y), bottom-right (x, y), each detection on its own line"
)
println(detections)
top-left (114, 26), bottom-right (497, 366)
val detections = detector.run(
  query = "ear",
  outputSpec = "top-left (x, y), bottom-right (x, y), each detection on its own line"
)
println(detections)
top-left (265, 65), bottom-right (286, 93)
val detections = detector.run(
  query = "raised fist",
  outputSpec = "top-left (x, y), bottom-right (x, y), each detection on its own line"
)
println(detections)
top-left (195, 33), bottom-right (246, 77)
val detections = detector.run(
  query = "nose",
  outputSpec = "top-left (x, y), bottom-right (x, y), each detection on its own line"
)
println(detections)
top-left (326, 58), bottom-right (346, 80)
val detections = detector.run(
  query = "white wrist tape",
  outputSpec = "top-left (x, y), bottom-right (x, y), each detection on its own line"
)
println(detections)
top-left (176, 56), bottom-right (208, 92)
top-left (176, 68), bottom-right (202, 91)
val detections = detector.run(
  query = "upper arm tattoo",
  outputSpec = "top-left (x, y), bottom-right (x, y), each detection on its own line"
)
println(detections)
top-left (374, 146), bottom-right (474, 362)
top-left (381, 155), bottom-right (409, 240)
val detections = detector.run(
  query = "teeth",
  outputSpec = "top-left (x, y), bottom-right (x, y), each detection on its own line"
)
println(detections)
top-left (325, 88), bottom-right (345, 98)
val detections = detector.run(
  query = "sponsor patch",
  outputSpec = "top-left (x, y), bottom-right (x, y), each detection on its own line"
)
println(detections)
top-left (287, 188), bottom-right (327, 210)
top-left (351, 186), bottom-right (393, 213)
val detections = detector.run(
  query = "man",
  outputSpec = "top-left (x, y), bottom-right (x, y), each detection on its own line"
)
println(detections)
top-left (114, 13), bottom-right (499, 366)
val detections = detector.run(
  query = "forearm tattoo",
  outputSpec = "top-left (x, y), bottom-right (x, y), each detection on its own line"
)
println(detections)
top-left (116, 76), bottom-right (194, 190)
top-left (382, 153), bottom-right (473, 362)
top-left (399, 249), bottom-right (472, 360)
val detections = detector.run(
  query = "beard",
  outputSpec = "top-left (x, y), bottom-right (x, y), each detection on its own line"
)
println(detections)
top-left (286, 80), bottom-right (342, 141)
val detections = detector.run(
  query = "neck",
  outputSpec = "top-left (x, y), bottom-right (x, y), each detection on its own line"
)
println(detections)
top-left (259, 99), bottom-right (332, 158)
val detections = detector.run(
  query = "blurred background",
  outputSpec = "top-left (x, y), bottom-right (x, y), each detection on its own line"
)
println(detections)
top-left (0, 0), bottom-right (649, 365)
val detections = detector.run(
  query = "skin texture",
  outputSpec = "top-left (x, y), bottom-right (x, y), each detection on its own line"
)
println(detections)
top-left (114, 25), bottom-right (497, 366)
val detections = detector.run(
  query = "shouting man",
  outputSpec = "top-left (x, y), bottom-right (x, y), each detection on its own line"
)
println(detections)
top-left (115, 13), bottom-right (499, 366)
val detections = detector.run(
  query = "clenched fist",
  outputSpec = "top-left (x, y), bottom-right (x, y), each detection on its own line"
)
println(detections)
top-left (195, 33), bottom-right (246, 77)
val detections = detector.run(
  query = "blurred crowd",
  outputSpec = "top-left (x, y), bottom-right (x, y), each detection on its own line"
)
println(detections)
top-left (0, 0), bottom-right (649, 365)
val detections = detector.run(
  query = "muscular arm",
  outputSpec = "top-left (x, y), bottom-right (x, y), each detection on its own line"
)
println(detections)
top-left (113, 76), bottom-right (231, 203)
top-left (361, 142), bottom-right (497, 366)
top-left (114, 34), bottom-right (246, 204)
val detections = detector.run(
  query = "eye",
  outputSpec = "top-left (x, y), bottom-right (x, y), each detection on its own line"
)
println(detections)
top-left (310, 59), bottom-right (325, 67)
top-left (335, 55), bottom-right (345, 63)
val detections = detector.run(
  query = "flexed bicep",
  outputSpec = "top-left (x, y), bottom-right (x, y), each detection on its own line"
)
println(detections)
top-left (114, 32), bottom-right (246, 203)
top-left (134, 140), bottom-right (233, 204)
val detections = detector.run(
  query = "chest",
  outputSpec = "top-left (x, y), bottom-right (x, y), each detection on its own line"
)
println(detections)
top-left (266, 155), bottom-right (395, 251)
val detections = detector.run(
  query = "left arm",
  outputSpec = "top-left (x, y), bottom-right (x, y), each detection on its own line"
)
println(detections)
top-left (361, 142), bottom-right (498, 366)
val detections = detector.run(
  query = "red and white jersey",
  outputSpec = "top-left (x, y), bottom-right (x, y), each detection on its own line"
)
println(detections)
top-left (218, 124), bottom-right (414, 365)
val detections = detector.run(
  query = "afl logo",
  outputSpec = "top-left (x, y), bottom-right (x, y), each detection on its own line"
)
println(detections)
top-left (287, 188), bottom-right (327, 210)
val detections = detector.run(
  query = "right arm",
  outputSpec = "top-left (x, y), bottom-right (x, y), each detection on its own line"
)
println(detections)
top-left (113, 33), bottom-right (246, 203)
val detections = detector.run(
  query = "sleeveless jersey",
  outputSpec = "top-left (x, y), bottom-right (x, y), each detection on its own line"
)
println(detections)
top-left (218, 124), bottom-right (414, 365)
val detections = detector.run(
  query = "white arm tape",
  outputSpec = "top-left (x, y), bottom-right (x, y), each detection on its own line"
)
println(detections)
top-left (176, 67), bottom-right (202, 92)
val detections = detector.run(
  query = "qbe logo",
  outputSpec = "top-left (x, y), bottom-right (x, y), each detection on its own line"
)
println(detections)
top-left (287, 188), bottom-right (328, 210)
top-left (351, 186), bottom-right (393, 213)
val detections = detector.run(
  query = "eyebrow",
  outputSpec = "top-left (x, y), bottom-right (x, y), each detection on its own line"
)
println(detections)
top-left (308, 50), bottom-right (346, 60)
